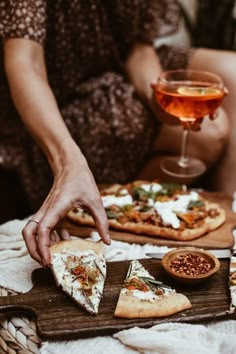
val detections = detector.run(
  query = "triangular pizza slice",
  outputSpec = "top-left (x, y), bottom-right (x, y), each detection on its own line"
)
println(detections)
top-left (114, 260), bottom-right (192, 318)
top-left (50, 239), bottom-right (106, 315)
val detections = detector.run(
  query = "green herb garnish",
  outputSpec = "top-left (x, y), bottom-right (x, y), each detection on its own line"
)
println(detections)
top-left (106, 210), bottom-right (117, 219)
top-left (188, 200), bottom-right (204, 209)
top-left (139, 276), bottom-right (172, 290)
top-left (159, 183), bottom-right (183, 196)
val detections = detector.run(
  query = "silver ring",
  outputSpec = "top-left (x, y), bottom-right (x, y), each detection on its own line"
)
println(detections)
top-left (27, 218), bottom-right (40, 225)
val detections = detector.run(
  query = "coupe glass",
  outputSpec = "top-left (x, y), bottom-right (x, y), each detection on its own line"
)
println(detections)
top-left (152, 69), bottom-right (225, 178)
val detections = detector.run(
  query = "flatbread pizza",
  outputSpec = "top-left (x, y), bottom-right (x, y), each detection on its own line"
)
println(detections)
top-left (50, 239), bottom-right (106, 315)
top-left (67, 180), bottom-right (226, 241)
top-left (114, 259), bottom-right (192, 318)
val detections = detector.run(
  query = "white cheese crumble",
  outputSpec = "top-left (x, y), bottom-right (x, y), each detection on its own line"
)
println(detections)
top-left (153, 191), bottom-right (199, 229)
top-left (140, 183), bottom-right (162, 193)
top-left (102, 194), bottom-right (133, 208)
top-left (119, 188), bottom-right (129, 195)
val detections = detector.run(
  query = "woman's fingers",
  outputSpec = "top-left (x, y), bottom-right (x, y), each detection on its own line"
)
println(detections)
top-left (88, 197), bottom-right (110, 245)
top-left (22, 220), bottom-right (44, 266)
top-left (36, 207), bottom-right (63, 265)
top-left (56, 228), bottom-right (71, 240)
top-left (22, 167), bottom-right (111, 266)
top-left (22, 187), bottom-right (56, 265)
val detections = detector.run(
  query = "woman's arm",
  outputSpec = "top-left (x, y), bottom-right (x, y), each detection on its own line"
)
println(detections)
top-left (124, 43), bottom-right (180, 126)
top-left (125, 43), bottom-right (162, 104)
top-left (4, 38), bottom-right (110, 266)
top-left (4, 38), bottom-right (74, 172)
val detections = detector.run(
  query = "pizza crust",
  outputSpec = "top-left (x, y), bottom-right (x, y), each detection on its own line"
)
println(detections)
top-left (114, 291), bottom-right (192, 318)
top-left (50, 238), bottom-right (105, 256)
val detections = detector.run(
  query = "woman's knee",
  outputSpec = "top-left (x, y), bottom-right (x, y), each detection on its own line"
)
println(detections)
top-left (189, 48), bottom-right (236, 91)
top-left (190, 108), bottom-right (230, 167)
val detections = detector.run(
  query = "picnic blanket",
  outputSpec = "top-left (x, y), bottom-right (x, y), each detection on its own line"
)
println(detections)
top-left (0, 217), bottom-right (236, 354)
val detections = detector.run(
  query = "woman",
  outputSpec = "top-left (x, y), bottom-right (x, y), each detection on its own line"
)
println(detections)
top-left (0, 0), bottom-right (231, 266)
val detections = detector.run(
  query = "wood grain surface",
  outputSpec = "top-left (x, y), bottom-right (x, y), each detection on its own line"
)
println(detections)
top-left (0, 259), bottom-right (234, 340)
top-left (63, 192), bottom-right (236, 249)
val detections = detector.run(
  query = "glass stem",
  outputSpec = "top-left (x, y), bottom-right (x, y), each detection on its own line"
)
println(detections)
top-left (178, 127), bottom-right (189, 168)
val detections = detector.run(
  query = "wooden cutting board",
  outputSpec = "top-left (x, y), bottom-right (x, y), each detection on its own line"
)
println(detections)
top-left (63, 192), bottom-right (235, 249)
top-left (0, 259), bottom-right (234, 340)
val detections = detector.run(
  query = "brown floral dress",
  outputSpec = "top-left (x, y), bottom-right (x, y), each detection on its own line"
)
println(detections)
top-left (0, 0), bottom-right (191, 208)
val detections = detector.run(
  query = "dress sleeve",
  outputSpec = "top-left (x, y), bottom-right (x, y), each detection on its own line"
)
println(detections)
top-left (137, 0), bottom-right (181, 43)
top-left (106, 0), bottom-right (181, 60)
top-left (0, 0), bottom-right (47, 45)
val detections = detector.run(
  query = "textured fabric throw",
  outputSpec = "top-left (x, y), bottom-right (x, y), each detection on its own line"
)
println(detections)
top-left (0, 218), bottom-right (236, 354)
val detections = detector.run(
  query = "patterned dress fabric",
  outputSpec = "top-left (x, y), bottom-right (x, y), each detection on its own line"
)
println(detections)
top-left (0, 0), bottom-right (191, 208)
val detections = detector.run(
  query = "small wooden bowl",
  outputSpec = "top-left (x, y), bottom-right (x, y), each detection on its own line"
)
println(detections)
top-left (161, 247), bottom-right (220, 285)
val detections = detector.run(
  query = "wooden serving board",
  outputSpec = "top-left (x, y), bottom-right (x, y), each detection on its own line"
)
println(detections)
top-left (0, 259), bottom-right (234, 340)
top-left (64, 192), bottom-right (235, 249)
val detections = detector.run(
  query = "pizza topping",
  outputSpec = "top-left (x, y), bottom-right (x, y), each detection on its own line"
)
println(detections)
top-left (176, 212), bottom-right (195, 227)
top-left (67, 181), bottom-right (225, 241)
top-left (207, 208), bottom-right (220, 218)
top-left (125, 277), bottom-right (149, 292)
top-left (102, 194), bottom-right (133, 208)
top-left (149, 191), bottom-right (200, 229)
top-left (106, 210), bottom-right (118, 219)
top-left (124, 289), bottom-right (162, 302)
top-left (122, 260), bottom-right (173, 302)
top-left (188, 200), bottom-right (204, 209)
top-left (170, 253), bottom-right (212, 276)
top-left (71, 264), bottom-right (99, 291)
top-left (139, 276), bottom-right (172, 291)
top-left (131, 182), bottom-right (185, 203)
top-left (140, 182), bottom-right (162, 193)
top-left (117, 188), bottom-right (129, 196)
top-left (230, 271), bottom-right (236, 286)
top-left (122, 276), bottom-right (165, 302)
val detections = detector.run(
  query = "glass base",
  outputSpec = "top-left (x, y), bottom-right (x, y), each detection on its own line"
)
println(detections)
top-left (161, 156), bottom-right (206, 178)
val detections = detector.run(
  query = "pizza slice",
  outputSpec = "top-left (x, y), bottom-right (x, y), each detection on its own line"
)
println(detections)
top-left (114, 259), bottom-right (192, 318)
top-left (67, 180), bottom-right (226, 241)
top-left (50, 239), bottom-right (106, 315)
top-left (229, 254), bottom-right (236, 313)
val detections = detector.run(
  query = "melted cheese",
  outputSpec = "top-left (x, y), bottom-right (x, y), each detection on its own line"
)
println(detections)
top-left (102, 194), bottom-right (132, 208)
top-left (153, 191), bottom-right (199, 229)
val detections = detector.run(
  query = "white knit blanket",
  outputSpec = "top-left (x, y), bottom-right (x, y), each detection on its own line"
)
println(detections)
top-left (0, 218), bottom-right (236, 354)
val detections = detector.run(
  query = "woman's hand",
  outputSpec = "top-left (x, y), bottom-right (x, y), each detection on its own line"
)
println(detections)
top-left (22, 149), bottom-right (110, 267)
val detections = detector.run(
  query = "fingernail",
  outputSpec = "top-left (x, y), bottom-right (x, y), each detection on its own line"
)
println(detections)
top-left (105, 234), bottom-right (111, 245)
top-left (43, 258), bottom-right (49, 267)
